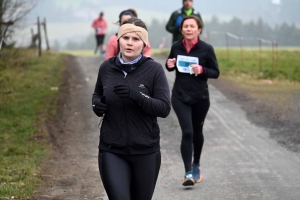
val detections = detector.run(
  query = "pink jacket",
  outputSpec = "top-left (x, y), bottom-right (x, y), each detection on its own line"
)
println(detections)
top-left (105, 34), bottom-right (151, 60)
top-left (92, 17), bottom-right (108, 35)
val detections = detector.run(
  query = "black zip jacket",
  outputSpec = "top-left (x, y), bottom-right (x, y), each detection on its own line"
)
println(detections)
top-left (92, 56), bottom-right (171, 155)
top-left (165, 39), bottom-right (220, 105)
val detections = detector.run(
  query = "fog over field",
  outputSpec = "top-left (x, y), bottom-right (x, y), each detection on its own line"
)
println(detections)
top-left (17, 0), bottom-right (299, 48)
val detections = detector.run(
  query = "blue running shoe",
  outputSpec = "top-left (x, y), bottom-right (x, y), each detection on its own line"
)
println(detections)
top-left (192, 163), bottom-right (203, 183)
top-left (182, 171), bottom-right (195, 186)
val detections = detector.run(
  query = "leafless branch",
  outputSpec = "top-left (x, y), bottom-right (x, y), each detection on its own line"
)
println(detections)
top-left (0, 0), bottom-right (37, 44)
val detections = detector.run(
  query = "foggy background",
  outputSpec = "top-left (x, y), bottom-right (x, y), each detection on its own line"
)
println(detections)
top-left (17, 0), bottom-right (300, 50)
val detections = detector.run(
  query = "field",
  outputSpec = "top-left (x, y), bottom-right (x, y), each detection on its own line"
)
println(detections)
top-left (62, 47), bottom-right (300, 82)
top-left (0, 49), bottom-right (66, 199)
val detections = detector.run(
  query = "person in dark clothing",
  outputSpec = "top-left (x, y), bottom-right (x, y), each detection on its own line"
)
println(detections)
top-left (166, 0), bottom-right (202, 43)
top-left (92, 17), bottom-right (171, 200)
top-left (165, 15), bottom-right (219, 186)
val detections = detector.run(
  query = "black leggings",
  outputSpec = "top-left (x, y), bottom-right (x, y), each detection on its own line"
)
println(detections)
top-left (171, 95), bottom-right (210, 173)
top-left (95, 35), bottom-right (105, 46)
top-left (98, 151), bottom-right (161, 200)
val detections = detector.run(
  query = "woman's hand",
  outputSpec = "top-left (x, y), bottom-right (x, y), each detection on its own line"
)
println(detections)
top-left (191, 64), bottom-right (203, 75)
top-left (167, 58), bottom-right (176, 69)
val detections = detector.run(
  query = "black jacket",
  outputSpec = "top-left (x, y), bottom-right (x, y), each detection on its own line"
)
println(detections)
top-left (165, 39), bottom-right (219, 105)
top-left (93, 56), bottom-right (171, 155)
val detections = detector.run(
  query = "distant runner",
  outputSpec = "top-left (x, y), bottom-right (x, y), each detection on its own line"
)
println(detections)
top-left (92, 11), bottom-right (108, 56)
top-left (166, 0), bottom-right (202, 43)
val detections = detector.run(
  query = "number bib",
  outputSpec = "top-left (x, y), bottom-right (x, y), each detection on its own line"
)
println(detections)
top-left (176, 55), bottom-right (199, 73)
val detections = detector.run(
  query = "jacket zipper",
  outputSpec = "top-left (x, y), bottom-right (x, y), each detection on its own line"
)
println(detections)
top-left (123, 73), bottom-right (130, 154)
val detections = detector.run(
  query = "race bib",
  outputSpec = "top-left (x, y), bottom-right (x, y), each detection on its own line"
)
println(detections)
top-left (96, 28), bottom-right (102, 34)
top-left (176, 55), bottom-right (199, 73)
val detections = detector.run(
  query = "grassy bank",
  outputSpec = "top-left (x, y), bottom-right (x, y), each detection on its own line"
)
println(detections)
top-left (0, 49), bottom-right (66, 199)
top-left (59, 48), bottom-right (300, 83)
top-left (152, 47), bottom-right (300, 83)
top-left (153, 47), bottom-right (300, 114)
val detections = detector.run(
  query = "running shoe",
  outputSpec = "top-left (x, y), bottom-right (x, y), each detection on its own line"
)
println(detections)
top-left (192, 163), bottom-right (203, 183)
top-left (182, 172), bottom-right (195, 186)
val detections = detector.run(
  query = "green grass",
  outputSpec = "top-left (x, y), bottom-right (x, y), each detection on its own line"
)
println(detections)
top-left (60, 50), bottom-right (98, 57)
top-left (152, 47), bottom-right (300, 83)
top-left (0, 49), bottom-right (66, 199)
top-left (62, 48), bottom-right (300, 82)
top-left (215, 48), bottom-right (300, 82)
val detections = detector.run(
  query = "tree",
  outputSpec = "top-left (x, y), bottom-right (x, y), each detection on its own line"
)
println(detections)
top-left (0, 0), bottom-right (37, 46)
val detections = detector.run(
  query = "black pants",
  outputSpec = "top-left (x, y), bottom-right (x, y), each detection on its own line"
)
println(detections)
top-left (98, 150), bottom-right (161, 200)
top-left (171, 95), bottom-right (210, 173)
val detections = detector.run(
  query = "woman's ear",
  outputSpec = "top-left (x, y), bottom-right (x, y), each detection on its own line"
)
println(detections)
top-left (198, 28), bottom-right (202, 35)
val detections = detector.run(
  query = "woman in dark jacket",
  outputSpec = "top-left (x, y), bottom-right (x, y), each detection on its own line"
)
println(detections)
top-left (166, 15), bottom-right (219, 186)
top-left (92, 17), bottom-right (171, 200)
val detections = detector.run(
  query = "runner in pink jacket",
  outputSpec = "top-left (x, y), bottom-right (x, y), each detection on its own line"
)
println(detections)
top-left (105, 9), bottom-right (151, 60)
top-left (92, 12), bottom-right (108, 55)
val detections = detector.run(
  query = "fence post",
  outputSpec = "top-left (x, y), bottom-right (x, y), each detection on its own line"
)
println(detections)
top-left (207, 30), bottom-right (210, 44)
top-left (225, 32), bottom-right (229, 60)
top-left (275, 42), bottom-right (279, 69)
top-left (272, 41), bottom-right (275, 73)
top-left (43, 17), bottom-right (50, 50)
top-left (239, 37), bottom-right (244, 66)
top-left (258, 38), bottom-right (262, 71)
top-left (0, 21), bottom-right (14, 51)
top-left (0, 36), bottom-right (4, 51)
top-left (37, 17), bottom-right (42, 56)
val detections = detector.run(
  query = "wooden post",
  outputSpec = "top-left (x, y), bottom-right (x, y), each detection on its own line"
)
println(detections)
top-left (37, 17), bottom-right (42, 56)
top-left (0, 36), bottom-right (3, 50)
top-left (225, 32), bottom-right (229, 60)
top-left (0, 21), bottom-right (14, 51)
top-left (43, 18), bottom-right (50, 50)
top-left (272, 41), bottom-right (275, 73)
top-left (239, 37), bottom-right (244, 66)
top-left (259, 38), bottom-right (262, 71)
top-left (207, 30), bottom-right (210, 44)
top-left (275, 42), bottom-right (279, 68)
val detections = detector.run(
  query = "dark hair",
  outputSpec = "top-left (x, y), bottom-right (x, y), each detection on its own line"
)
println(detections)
top-left (100, 12), bottom-right (104, 16)
top-left (128, 8), bottom-right (138, 17)
top-left (118, 10), bottom-right (134, 24)
top-left (180, 15), bottom-right (203, 31)
top-left (121, 17), bottom-right (148, 31)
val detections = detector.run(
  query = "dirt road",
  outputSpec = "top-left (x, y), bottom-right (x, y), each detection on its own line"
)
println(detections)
top-left (32, 55), bottom-right (300, 200)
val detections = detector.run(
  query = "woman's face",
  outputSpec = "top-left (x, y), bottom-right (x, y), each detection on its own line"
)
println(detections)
top-left (120, 15), bottom-right (132, 25)
top-left (119, 32), bottom-right (144, 62)
top-left (181, 19), bottom-right (201, 41)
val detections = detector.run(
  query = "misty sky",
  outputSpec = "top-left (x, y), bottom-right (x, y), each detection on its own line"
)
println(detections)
top-left (17, 0), bottom-right (298, 47)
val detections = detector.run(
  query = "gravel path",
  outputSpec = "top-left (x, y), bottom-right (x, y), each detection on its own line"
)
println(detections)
top-left (32, 55), bottom-right (300, 200)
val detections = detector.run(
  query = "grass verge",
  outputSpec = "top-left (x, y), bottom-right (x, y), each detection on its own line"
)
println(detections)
top-left (0, 49), bottom-right (66, 199)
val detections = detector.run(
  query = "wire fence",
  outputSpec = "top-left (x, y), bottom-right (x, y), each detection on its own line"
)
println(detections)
top-left (202, 30), bottom-right (279, 71)
top-left (0, 17), bottom-right (50, 56)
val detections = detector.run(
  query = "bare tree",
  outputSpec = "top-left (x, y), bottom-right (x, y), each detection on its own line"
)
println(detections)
top-left (0, 0), bottom-right (37, 47)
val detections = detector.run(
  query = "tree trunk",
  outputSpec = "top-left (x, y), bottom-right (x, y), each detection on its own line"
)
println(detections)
top-left (0, 0), bottom-right (3, 36)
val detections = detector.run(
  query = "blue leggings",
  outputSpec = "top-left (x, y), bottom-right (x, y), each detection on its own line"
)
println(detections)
top-left (171, 95), bottom-right (210, 173)
top-left (98, 151), bottom-right (161, 200)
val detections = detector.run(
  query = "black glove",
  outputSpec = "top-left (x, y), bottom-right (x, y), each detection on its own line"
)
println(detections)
top-left (113, 84), bottom-right (141, 102)
top-left (92, 98), bottom-right (107, 117)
